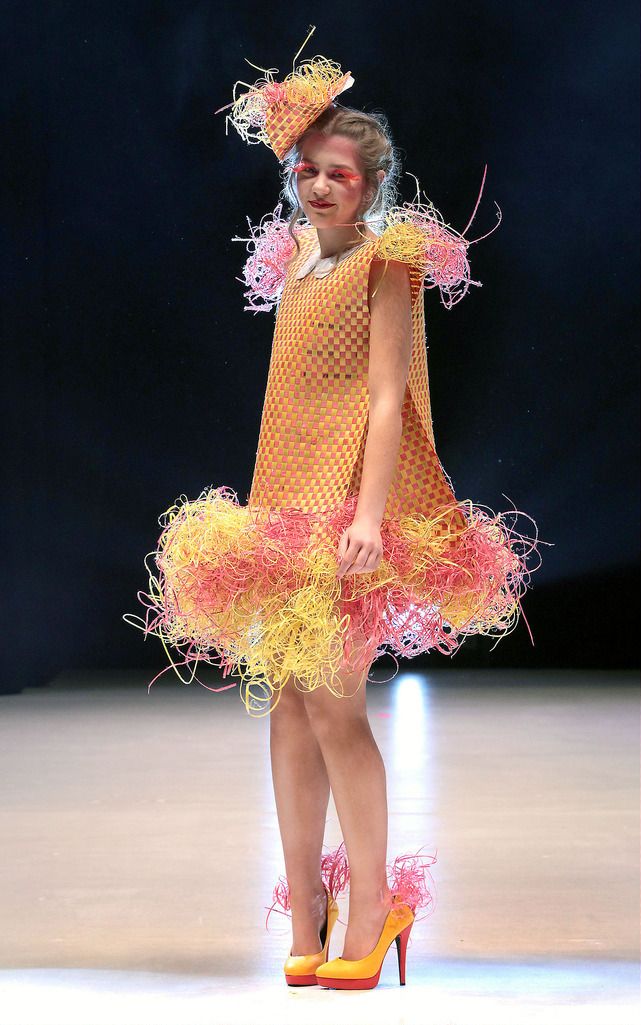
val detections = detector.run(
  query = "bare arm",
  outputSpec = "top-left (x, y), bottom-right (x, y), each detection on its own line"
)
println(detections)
top-left (336, 258), bottom-right (413, 577)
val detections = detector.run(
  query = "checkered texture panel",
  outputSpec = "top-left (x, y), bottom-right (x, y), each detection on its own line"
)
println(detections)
top-left (264, 73), bottom-right (353, 160)
top-left (248, 226), bottom-right (467, 538)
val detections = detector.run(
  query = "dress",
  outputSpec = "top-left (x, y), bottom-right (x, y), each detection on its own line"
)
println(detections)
top-left (127, 220), bottom-right (541, 716)
top-left (249, 227), bottom-right (462, 526)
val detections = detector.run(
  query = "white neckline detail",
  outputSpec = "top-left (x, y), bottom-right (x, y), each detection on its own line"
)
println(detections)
top-left (294, 238), bottom-right (375, 281)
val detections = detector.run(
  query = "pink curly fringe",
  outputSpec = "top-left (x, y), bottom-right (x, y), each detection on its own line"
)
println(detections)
top-left (231, 202), bottom-right (303, 313)
top-left (265, 841), bottom-right (351, 930)
top-left (401, 203), bottom-right (477, 309)
top-left (377, 166), bottom-right (503, 310)
top-left (127, 487), bottom-right (545, 705)
top-left (264, 841), bottom-right (437, 932)
top-left (387, 846), bottom-right (438, 923)
top-left (322, 493), bottom-right (540, 669)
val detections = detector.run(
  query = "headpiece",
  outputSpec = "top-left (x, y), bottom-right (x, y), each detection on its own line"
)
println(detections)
top-left (213, 25), bottom-right (354, 161)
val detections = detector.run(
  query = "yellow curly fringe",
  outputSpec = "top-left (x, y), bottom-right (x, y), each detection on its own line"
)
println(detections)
top-left (127, 487), bottom-right (536, 718)
top-left (375, 174), bottom-right (466, 261)
top-left (374, 220), bottom-right (430, 266)
top-left (224, 53), bottom-right (349, 149)
top-left (216, 22), bottom-right (350, 153)
top-left (155, 499), bottom-right (362, 714)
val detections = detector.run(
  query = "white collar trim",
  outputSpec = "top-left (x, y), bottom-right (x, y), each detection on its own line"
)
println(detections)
top-left (294, 239), bottom-right (374, 281)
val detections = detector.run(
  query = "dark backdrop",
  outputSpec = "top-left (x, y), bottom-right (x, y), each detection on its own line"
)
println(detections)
top-left (3, 1), bottom-right (639, 695)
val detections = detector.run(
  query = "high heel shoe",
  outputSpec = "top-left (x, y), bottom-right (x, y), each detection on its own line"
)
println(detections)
top-left (315, 894), bottom-right (414, 989)
top-left (315, 845), bottom-right (437, 990)
top-left (264, 841), bottom-right (351, 987)
top-left (283, 883), bottom-right (339, 985)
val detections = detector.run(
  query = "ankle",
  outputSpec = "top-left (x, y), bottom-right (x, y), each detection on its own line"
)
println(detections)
top-left (287, 881), bottom-right (326, 911)
top-left (348, 886), bottom-right (393, 911)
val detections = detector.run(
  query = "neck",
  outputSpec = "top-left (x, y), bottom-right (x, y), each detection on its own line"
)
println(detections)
top-left (315, 220), bottom-right (366, 259)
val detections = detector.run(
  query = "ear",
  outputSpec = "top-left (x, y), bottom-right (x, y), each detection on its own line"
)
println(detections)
top-left (365, 171), bottom-right (386, 206)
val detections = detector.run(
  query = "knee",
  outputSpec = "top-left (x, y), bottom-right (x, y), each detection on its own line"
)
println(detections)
top-left (303, 689), bottom-right (370, 745)
top-left (269, 677), bottom-right (311, 728)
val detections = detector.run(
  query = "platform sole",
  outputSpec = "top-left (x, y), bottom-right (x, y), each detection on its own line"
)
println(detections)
top-left (315, 922), bottom-right (412, 989)
top-left (315, 968), bottom-right (383, 990)
top-left (284, 972), bottom-right (319, 985)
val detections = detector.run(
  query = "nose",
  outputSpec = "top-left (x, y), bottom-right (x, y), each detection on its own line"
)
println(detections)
top-left (311, 173), bottom-right (332, 198)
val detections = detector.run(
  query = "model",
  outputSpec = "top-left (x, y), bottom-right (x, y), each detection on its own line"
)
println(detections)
top-left (124, 26), bottom-right (543, 989)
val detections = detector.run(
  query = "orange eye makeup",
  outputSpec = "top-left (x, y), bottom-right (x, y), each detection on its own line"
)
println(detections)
top-left (292, 161), bottom-right (361, 182)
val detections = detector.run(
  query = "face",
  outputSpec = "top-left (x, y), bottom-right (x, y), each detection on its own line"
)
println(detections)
top-left (292, 133), bottom-right (372, 226)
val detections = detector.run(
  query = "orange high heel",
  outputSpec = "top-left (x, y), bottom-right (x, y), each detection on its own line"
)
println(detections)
top-left (315, 845), bottom-right (437, 990)
top-left (264, 841), bottom-right (351, 987)
top-left (315, 895), bottom-right (414, 989)
top-left (283, 884), bottom-right (339, 985)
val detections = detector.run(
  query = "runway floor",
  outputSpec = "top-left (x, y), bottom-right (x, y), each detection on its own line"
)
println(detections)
top-left (0, 667), bottom-right (638, 1025)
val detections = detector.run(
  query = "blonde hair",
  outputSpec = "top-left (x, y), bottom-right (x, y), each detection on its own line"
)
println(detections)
top-left (279, 103), bottom-right (401, 253)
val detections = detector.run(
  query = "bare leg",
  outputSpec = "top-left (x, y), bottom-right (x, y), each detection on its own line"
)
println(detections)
top-left (269, 678), bottom-right (331, 954)
top-left (303, 630), bottom-right (393, 961)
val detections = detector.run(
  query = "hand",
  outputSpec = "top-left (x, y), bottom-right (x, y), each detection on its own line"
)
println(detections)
top-left (336, 517), bottom-right (383, 578)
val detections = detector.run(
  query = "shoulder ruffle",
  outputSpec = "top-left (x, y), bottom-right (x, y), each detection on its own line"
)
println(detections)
top-left (231, 203), bottom-right (307, 314)
top-left (372, 171), bottom-right (501, 309)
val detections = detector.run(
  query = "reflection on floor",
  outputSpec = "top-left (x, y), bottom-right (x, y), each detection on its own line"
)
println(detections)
top-left (0, 667), bottom-right (638, 1025)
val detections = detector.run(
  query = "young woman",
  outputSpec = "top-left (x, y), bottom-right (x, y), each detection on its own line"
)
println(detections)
top-left (267, 116), bottom-right (411, 971)
top-left (126, 42), bottom-right (541, 990)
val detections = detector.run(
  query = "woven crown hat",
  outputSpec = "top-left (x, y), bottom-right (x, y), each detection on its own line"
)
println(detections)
top-left (213, 25), bottom-right (354, 161)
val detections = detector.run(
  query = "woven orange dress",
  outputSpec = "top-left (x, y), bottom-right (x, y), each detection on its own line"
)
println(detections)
top-left (249, 226), bottom-right (460, 525)
top-left (128, 216), bottom-right (540, 716)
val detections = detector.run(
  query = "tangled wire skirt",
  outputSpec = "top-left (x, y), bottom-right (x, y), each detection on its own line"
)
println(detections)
top-left (124, 486), bottom-right (542, 717)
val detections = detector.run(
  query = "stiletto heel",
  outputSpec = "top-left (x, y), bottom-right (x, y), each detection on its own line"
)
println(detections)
top-left (315, 845), bottom-right (436, 990)
top-left (315, 895), bottom-right (414, 990)
top-left (395, 919), bottom-right (413, 985)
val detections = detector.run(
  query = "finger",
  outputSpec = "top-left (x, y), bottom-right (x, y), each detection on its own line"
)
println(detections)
top-left (337, 540), bottom-right (362, 578)
top-left (348, 548), bottom-right (382, 575)
top-left (336, 539), bottom-right (349, 575)
top-left (336, 530), bottom-right (349, 561)
top-left (345, 548), bottom-right (373, 575)
top-left (337, 555), bottom-right (355, 578)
